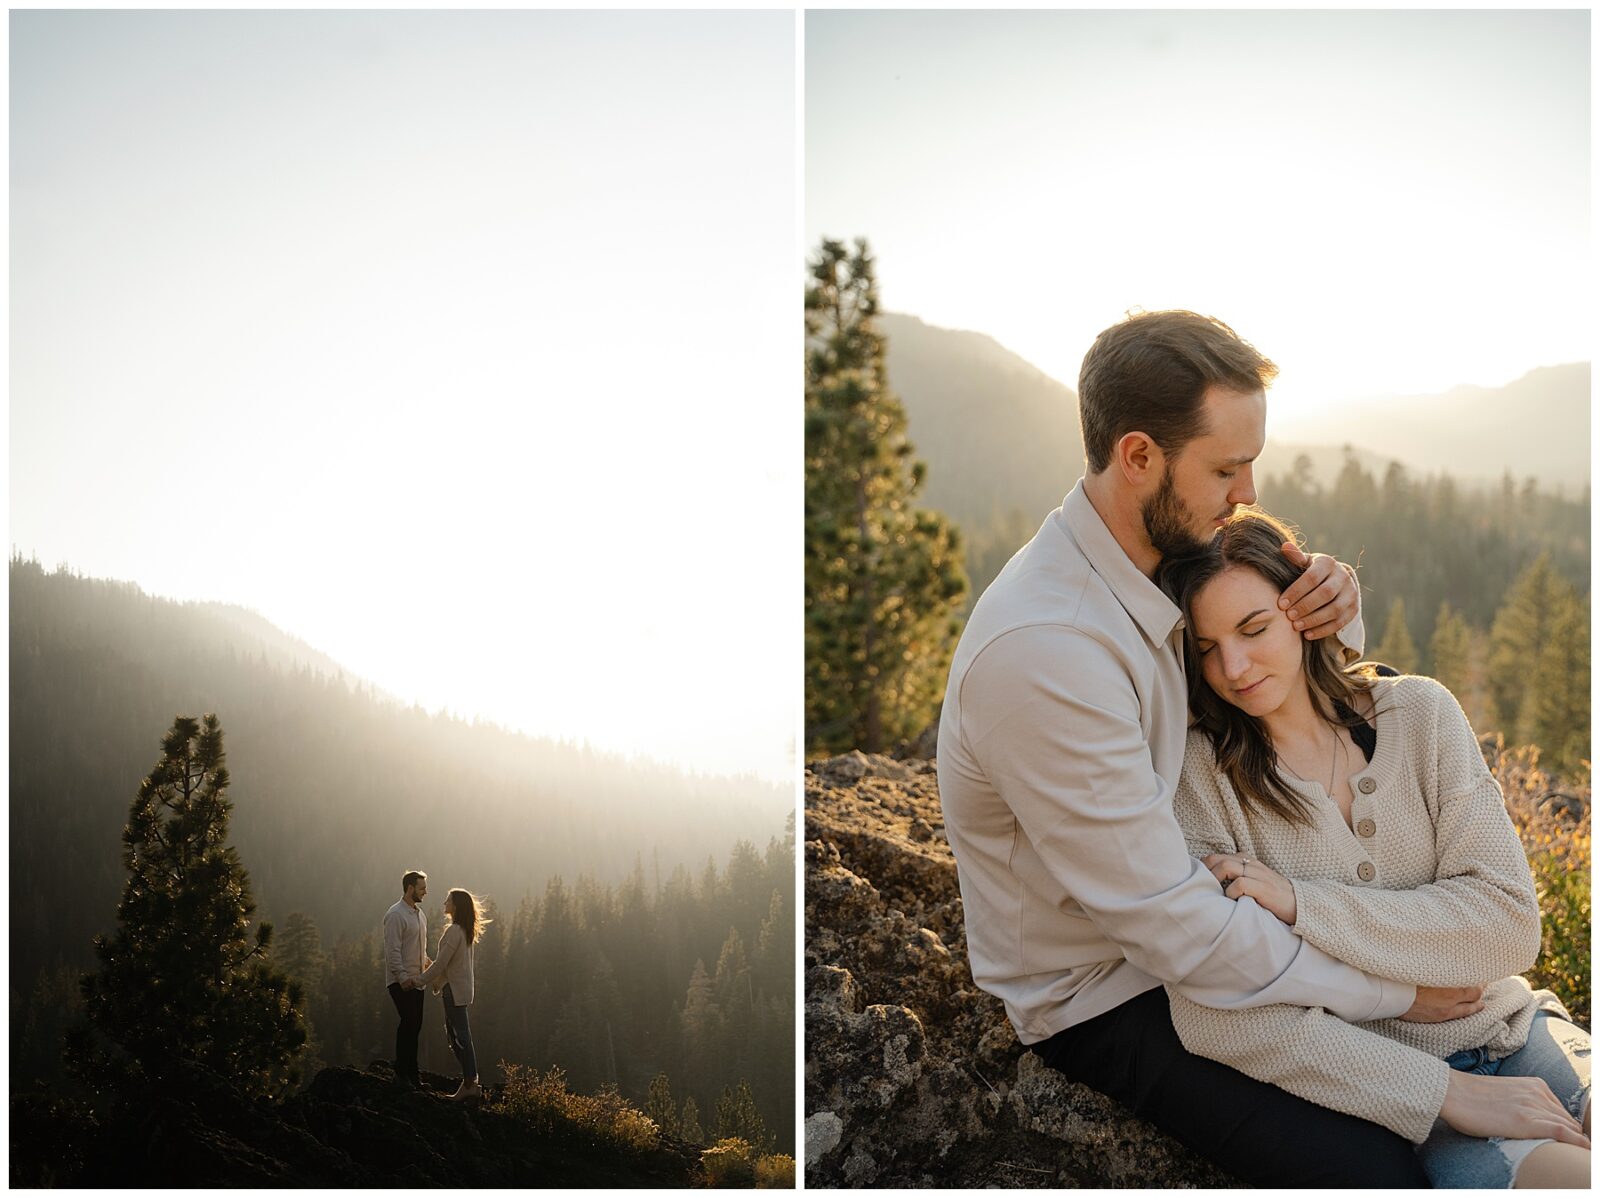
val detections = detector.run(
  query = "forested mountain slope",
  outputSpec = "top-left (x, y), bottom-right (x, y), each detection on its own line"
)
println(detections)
top-left (9, 558), bottom-right (790, 989)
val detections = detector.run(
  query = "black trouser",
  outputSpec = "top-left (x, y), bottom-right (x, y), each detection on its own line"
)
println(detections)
top-left (387, 982), bottom-right (425, 1085)
top-left (1034, 987), bottom-right (1431, 1188)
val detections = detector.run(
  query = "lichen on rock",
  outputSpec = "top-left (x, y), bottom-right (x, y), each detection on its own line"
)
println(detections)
top-left (805, 751), bottom-right (1238, 1187)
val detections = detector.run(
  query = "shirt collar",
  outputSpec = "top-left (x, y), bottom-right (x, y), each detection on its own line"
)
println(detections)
top-left (1058, 478), bottom-right (1185, 646)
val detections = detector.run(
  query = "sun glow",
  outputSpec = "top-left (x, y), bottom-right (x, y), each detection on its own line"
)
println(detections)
top-left (11, 10), bottom-right (797, 784)
top-left (806, 10), bottom-right (1590, 428)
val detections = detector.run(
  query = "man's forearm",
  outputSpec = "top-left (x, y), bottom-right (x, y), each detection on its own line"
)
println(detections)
top-left (1168, 905), bottom-right (1414, 1021)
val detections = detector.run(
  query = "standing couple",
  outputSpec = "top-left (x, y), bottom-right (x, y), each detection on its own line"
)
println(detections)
top-left (383, 869), bottom-right (490, 1101)
top-left (938, 311), bottom-right (1590, 1188)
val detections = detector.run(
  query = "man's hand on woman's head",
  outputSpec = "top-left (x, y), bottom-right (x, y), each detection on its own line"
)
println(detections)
top-left (1277, 544), bottom-right (1359, 641)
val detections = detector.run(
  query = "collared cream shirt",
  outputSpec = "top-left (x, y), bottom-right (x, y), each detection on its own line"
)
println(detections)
top-left (937, 479), bottom-right (1413, 1044)
top-left (383, 898), bottom-right (427, 987)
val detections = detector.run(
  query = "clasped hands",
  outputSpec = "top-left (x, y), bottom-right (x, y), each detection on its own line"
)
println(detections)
top-left (1203, 852), bottom-right (1297, 925)
top-left (1204, 851), bottom-right (1488, 1024)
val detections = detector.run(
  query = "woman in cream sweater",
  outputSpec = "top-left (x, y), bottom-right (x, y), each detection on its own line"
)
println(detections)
top-left (419, 888), bottom-right (490, 1101)
top-left (1158, 508), bottom-right (1589, 1189)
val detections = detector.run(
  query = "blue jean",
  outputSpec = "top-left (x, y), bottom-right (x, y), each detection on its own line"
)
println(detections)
top-left (1416, 1011), bottom-right (1591, 1187)
top-left (441, 983), bottom-right (478, 1083)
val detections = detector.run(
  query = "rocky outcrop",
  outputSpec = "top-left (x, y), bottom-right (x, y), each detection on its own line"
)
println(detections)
top-left (10, 1062), bottom-right (701, 1188)
top-left (805, 751), bottom-right (1235, 1187)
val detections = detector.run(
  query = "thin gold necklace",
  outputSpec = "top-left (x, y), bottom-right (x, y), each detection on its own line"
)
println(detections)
top-left (1281, 723), bottom-right (1343, 795)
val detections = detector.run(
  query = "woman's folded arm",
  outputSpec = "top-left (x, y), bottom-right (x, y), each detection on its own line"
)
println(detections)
top-left (1165, 986), bottom-right (1451, 1144)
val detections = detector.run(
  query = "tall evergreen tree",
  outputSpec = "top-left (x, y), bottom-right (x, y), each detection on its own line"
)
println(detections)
top-left (275, 912), bottom-right (329, 1079)
top-left (1428, 602), bottom-right (1473, 693)
top-left (277, 912), bottom-right (327, 994)
top-left (74, 715), bottom-right (306, 1098)
top-left (1523, 587), bottom-right (1590, 776)
top-left (646, 1072), bottom-right (681, 1138)
top-left (680, 1095), bottom-right (706, 1144)
top-left (1489, 554), bottom-right (1569, 739)
top-left (805, 237), bottom-right (968, 753)
top-left (714, 1078), bottom-right (774, 1154)
top-left (1372, 596), bottom-right (1419, 674)
top-left (681, 959), bottom-right (720, 1064)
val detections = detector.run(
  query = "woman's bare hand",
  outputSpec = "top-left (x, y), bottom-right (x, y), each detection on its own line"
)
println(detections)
top-left (1203, 852), bottom-right (1297, 924)
top-left (1440, 1070), bottom-right (1590, 1147)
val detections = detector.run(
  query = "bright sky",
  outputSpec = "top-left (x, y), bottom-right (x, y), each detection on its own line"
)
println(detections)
top-left (12, 11), bottom-right (796, 785)
top-left (806, 10), bottom-right (1591, 429)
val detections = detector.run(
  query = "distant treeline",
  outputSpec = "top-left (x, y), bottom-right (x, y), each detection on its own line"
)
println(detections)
top-left (1258, 455), bottom-right (1588, 642)
top-left (1259, 455), bottom-right (1590, 773)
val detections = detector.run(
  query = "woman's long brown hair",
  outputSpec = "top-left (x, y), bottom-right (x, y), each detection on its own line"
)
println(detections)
top-left (1158, 507), bottom-right (1380, 828)
top-left (446, 889), bottom-right (492, 945)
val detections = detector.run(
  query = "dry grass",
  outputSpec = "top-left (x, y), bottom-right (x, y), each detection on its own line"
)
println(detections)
top-left (1489, 737), bottom-right (1590, 1028)
top-left (497, 1063), bottom-right (660, 1154)
top-left (701, 1137), bottom-right (796, 1188)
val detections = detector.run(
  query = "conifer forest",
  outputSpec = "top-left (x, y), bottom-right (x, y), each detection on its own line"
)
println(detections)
top-left (10, 559), bottom-right (795, 1153)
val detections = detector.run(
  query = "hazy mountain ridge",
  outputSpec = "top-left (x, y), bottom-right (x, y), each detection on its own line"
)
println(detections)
top-left (881, 313), bottom-right (1590, 600)
top-left (884, 312), bottom-right (1589, 507)
top-left (879, 312), bottom-right (1082, 534)
top-left (1283, 363), bottom-right (1590, 491)
top-left (9, 558), bottom-right (791, 987)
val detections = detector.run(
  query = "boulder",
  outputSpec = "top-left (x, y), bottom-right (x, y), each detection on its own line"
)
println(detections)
top-left (805, 752), bottom-right (1236, 1187)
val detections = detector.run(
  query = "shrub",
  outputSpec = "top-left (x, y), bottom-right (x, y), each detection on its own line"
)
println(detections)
top-left (1491, 738), bottom-right (1591, 1028)
top-left (754, 1153), bottom-right (797, 1188)
top-left (701, 1137), bottom-right (755, 1187)
top-left (498, 1063), bottom-right (659, 1154)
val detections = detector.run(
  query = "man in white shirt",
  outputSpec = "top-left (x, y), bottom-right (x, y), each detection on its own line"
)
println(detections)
top-left (383, 870), bottom-right (432, 1089)
top-left (938, 310), bottom-right (1482, 1186)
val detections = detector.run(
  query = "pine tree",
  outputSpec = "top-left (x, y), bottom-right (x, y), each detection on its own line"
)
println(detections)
top-left (680, 1095), bottom-right (706, 1144)
top-left (1426, 601), bottom-right (1497, 733)
top-left (646, 1072), bottom-right (681, 1138)
top-left (275, 912), bottom-right (328, 1080)
top-left (1372, 596), bottom-right (1419, 674)
top-left (75, 715), bottom-right (306, 1098)
top-left (1489, 554), bottom-right (1568, 740)
top-left (277, 912), bottom-right (327, 994)
top-left (754, 889), bottom-right (790, 997)
top-left (681, 958), bottom-right (720, 1064)
top-left (714, 1078), bottom-right (774, 1155)
top-left (805, 237), bottom-right (969, 753)
top-left (1428, 602), bottom-right (1472, 693)
top-left (1523, 587), bottom-right (1590, 776)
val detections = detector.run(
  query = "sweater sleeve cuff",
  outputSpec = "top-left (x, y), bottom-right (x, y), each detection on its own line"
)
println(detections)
top-left (1399, 1057), bottom-right (1453, 1144)
top-left (1367, 976), bottom-right (1416, 1022)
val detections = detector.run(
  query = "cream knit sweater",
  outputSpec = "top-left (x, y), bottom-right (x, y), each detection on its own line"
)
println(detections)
top-left (1168, 674), bottom-right (1567, 1144)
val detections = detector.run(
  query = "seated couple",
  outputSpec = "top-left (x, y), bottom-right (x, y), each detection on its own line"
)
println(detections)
top-left (937, 311), bottom-right (1589, 1189)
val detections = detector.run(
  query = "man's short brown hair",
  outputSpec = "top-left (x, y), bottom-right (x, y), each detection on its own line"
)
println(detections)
top-left (402, 870), bottom-right (426, 894)
top-left (1078, 310), bottom-right (1278, 474)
